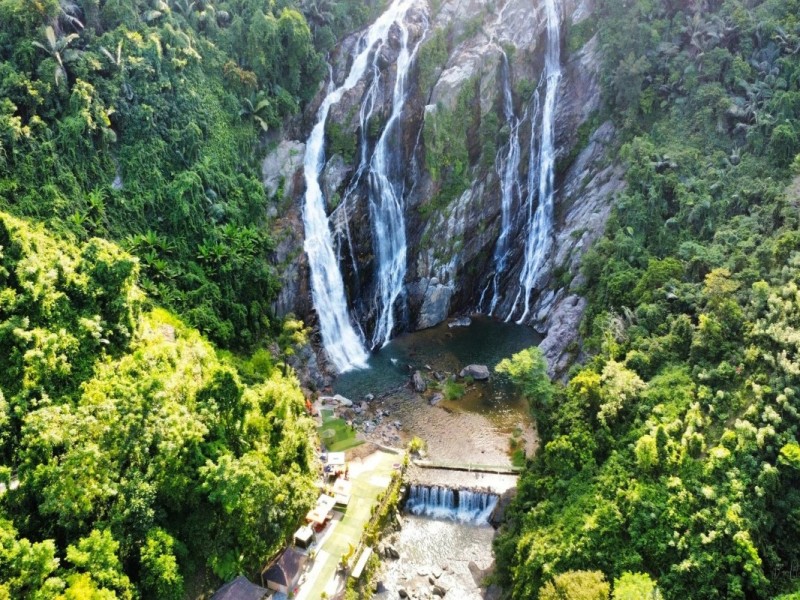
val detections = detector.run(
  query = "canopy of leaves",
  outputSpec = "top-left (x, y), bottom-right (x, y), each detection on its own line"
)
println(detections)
top-left (496, 0), bottom-right (800, 597)
top-left (0, 212), bottom-right (317, 598)
top-left (0, 0), bottom-right (333, 348)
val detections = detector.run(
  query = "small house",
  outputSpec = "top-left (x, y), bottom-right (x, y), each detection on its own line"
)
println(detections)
top-left (332, 477), bottom-right (352, 509)
top-left (293, 525), bottom-right (315, 549)
top-left (210, 575), bottom-right (269, 600)
top-left (262, 547), bottom-right (308, 595)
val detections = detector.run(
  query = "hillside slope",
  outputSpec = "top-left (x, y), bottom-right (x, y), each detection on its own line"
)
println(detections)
top-left (0, 212), bottom-right (317, 598)
top-left (494, 0), bottom-right (800, 598)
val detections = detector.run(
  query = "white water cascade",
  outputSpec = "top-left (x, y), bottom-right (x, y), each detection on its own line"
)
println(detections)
top-left (405, 485), bottom-right (499, 524)
top-left (368, 9), bottom-right (428, 348)
top-left (485, 50), bottom-right (522, 316)
top-left (508, 0), bottom-right (562, 323)
top-left (301, 0), bottom-right (422, 372)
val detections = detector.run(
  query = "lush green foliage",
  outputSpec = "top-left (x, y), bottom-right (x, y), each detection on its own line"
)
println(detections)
top-left (496, 0), bottom-right (800, 598)
top-left (0, 0), bottom-right (329, 347)
top-left (0, 212), bottom-right (317, 598)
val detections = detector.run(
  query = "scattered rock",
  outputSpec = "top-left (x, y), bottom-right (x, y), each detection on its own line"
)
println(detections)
top-left (365, 393), bottom-right (375, 401)
top-left (398, 587), bottom-right (408, 598)
top-left (432, 567), bottom-right (443, 579)
top-left (413, 370), bottom-right (427, 393)
top-left (459, 364), bottom-right (490, 380)
top-left (448, 316), bottom-right (472, 328)
top-left (432, 584), bottom-right (447, 597)
top-left (429, 393), bottom-right (444, 406)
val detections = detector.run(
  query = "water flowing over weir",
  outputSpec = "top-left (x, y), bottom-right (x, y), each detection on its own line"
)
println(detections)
top-left (507, 0), bottom-right (563, 324)
top-left (301, 0), bottom-right (424, 372)
top-left (405, 485), bottom-right (499, 524)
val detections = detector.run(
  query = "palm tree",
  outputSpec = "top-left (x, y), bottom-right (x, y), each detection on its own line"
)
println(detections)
top-left (239, 95), bottom-right (273, 132)
top-left (32, 25), bottom-right (81, 87)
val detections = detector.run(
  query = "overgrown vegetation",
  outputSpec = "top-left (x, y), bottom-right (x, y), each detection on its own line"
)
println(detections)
top-left (0, 0), bottom-right (337, 348)
top-left (496, 0), bottom-right (800, 598)
top-left (0, 213), bottom-right (317, 597)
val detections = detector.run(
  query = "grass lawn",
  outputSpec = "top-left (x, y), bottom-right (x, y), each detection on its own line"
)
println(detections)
top-left (318, 411), bottom-right (363, 452)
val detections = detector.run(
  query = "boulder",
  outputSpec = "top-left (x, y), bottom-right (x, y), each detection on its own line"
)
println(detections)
top-left (398, 586), bottom-right (409, 598)
top-left (448, 316), bottom-right (471, 328)
top-left (429, 393), bottom-right (444, 406)
top-left (432, 584), bottom-right (447, 597)
top-left (459, 364), bottom-right (490, 380)
top-left (416, 281), bottom-right (453, 330)
top-left (261, 140), bottom-right (305, 199)
top-left (331, 394), bottom-right (353, 407)
top-left (412, 370), bottom-right (427, 393)
top-left (321, 153), bottom-right (352, 205)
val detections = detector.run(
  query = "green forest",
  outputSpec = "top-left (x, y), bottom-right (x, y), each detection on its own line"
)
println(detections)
top-left (3, 0), bottom-right (800, 597)
top-left (495, 0), bottom-right (800, 598)
top-left (0, 0), bottom-right (377, 597)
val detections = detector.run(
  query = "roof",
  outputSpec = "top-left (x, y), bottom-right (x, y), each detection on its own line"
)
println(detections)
top-left (294, 525), bottom-right (314, 543)
top-left (263, 547), bottom-right (308, 587)
top-left (326, 452), bottom-right (346, 466)
top-left (211, 575), bottom-right (269, 600)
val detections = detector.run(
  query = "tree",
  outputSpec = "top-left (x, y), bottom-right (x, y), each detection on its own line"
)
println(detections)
top-left (598, 360), bottom-right (645, 425)
top-left (64, 530), bottom-right (133, 599)
top-left (139, 528), bottom-right (183, 600)
top-left (539, 571), bottom-right (610, 600)
top-left (496, 347), bottom-right (554, 418)
top-left (32, 25), bottom-right (81, 86)
top-left (613, 572), bottom-right (663, 600)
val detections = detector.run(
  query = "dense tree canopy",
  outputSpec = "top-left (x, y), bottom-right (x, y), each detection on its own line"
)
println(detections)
top-left (496, 0), bottom-right (800, 598)
top-left (0, 212), bottom-right (317, 598)
top-left (0, 0), bottom-right (386, 347)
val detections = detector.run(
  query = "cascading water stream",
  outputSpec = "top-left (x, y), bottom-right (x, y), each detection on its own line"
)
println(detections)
top-left (485, 50), bottom-right (522, 316)
top-left (368, 12), bottom-right (428, 348)
top-left (301, 0), bottom-right (422, 372)
top-left (508, 0), bottom-right (562, 324)
top-left (405, 484), bottom-right (499, 524)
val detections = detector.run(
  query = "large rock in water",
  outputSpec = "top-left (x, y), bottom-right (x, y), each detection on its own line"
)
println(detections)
top-left (459, 364), bottom-right (490, 380)
top-left (414, 279), bottom-right (453, 330)
top-left (412, 370), bottom-right (427, 393)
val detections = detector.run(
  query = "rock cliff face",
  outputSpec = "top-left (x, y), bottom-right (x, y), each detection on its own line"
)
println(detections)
top-left (264, 0), bottom-right (624, 376)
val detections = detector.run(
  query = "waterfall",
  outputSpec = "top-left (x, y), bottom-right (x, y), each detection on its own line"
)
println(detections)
top-left (485, 50), bottom-right (522, 316)
top-left (405, 485), bottom-right (499, 524)
top-left (508, 0), bottom-right (562, 323)
top-left (301, 0), bottom-right (422, 372)
top-left (368, 10), bottom-right (428, 348)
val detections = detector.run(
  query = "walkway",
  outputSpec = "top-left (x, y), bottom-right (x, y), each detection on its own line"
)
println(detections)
top-left (294, 449), bottom-right (400, 600)
top-left (412, 459), bottom-right (522, 475)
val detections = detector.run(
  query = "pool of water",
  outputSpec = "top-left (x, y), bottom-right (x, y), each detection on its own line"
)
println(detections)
top-left (334, 316), bottom-right (540, 429)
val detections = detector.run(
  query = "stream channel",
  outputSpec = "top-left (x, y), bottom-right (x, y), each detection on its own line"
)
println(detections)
top-left (331, 316), bottom-right (539, 598)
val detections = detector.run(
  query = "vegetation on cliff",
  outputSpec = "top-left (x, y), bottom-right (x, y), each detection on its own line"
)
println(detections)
top-left (495, 0), bottom-right (800, 598)
top-left (0, 0), bottom-right (331, 347)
